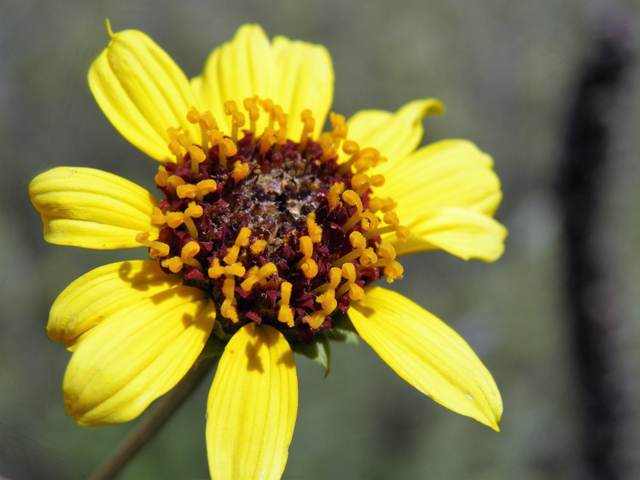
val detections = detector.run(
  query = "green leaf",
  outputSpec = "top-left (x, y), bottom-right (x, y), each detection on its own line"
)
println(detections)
top-left (326, 312), bottom-right (360, 345)
top-left (290, 333), bottom-right (331, 377)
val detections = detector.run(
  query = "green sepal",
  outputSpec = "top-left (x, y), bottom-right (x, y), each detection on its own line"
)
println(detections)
top-left (290, 333), bottom-right (331, 377)
top-left (326, 312), bottom-right (360, 345)
top-left (194, 332), bottom-right (227, 367)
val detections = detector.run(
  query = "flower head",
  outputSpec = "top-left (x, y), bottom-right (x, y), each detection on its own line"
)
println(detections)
top-left (30, 22), bottom-right (507, 479)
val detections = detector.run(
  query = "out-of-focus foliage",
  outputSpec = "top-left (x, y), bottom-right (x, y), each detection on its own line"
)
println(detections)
top-left (1, 1), bottom-right (639, 479)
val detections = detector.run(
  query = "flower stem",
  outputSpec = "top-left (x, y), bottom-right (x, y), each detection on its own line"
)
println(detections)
top-left (86, 357), bottom-right (219, 480)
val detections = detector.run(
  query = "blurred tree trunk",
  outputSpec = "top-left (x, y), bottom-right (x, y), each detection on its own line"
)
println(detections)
top-left (557, 14), bottom-right (633, 480)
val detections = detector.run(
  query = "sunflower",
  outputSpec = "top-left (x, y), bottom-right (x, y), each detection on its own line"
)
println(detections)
top-left (29, 22), bottom-right (507, 479)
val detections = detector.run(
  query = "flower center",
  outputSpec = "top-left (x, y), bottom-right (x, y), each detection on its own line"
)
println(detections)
top-left (136, 98), bottom-right (410, 342)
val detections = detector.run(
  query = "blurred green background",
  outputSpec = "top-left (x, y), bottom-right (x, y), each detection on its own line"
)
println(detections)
top-left (2, 0), bottom-right (640, 479)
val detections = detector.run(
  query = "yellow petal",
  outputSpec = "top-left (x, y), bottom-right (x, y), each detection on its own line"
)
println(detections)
top-left (64, 285), bottom-right (216, 425)
top-left (388, 206), bottom-right (507, 261)
top-left (207, 323), bottom-right (297, 480)
top-left (29, 167), bottom-right (160, 249)
top-left (344, 99), bottom-right (444, 163)
top-left (349, 287), bottom-right (502, 431)
top-left (192, 25), bottom-right (275, 136)
top-left (89, 27), bottom-right (195, 161)
top-left (271, 35), bottom-right (334, 141)
top-left (48, 260), bottom-right (181, 348)
top-left (376, 139), bottom-right (503, 217)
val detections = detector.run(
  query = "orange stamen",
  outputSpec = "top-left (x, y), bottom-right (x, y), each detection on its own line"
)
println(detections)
top-left (334, 231), bottom-right (366, 267)
top-left (278, 281), bottom-right (294, 327)
top-left (135, 232), bottom-right (170, 258)
top-left (341, 190), bottom-right (364, 232)
top-left (240, 263), bottom-right (277, 291)
top-left (328, 183), bottom-right (345, 209)
top-left (307, 213), bottom-right (323, 243)
top-left (224, 227), bottom-right (251, 265)
top-left (298, 109), bottom-right (315, 152)
top-left (231, 160), bottom-right (250, 185)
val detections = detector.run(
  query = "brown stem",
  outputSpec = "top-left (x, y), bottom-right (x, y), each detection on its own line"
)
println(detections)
top-left (87, 357), bottom-right (218, 480)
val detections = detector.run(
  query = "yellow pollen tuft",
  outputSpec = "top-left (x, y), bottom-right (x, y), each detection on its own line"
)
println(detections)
top-left (225, 263), bottom-right (246, 277)
top-left (383, 261), bottom-right (404, 283)
top-left (224, 227), bottom-right (251, 265)
top-left (341, 190), bottom-right (365, 232)
top-left (359, 248), bottom-right (378, 268)
top-left (162, 256), bottom-right (184, 273)
top-left (307, 267), bottom-right (342, 328)
top-left (301, 259), bottom-right (318, 279)
top-left (338, 142), bottom-right (382, 176)
top-left (181, 202), bottom-right (203, 239)
top-left (295, 236), bottom-right (317, 279)
top-left (155, 166), bottom-right (170, 187)
top-left (334, 231), bottom-right (366, 267)
top-left (342, 140), bottom-right (359, 155)
top-left (351, 173), bottom-right (385, 197)
top-left (336, 262), bottom-right (364, 300)
top-left (299, 236), bottom-right (313, 258)
top-left (369, 196), bottom-right (398, 213)
top-left (351, 173), bottom-right (369, 194)
top-left (195, 179), bottom-right (217, 202)
top-left (304, 311), bottom-right (326, 330)
top-left (250, 239), bottom-right (267, 256)
top-left (318, 133), bottom-right (339, 163)
top-left (330, 112), bottom-right (348, 142)
top-left (371, 174), bottom-right (385, 187)
top-left (360, 212), bottom-right (379, 232)
top-left (208, 258), bottom-right (246, 279)
top-left (135, 232), bottom-right (170, 258)
top-left (208, 130), bottom-right (238, 166)
top-left (342, 262), bottom-right (357, 283)
top-left (167, 175), bottom-right (185, 196)
top-left (316, 289), bottom-right (337, 313)
top-left (187, 107), bottom-right (217, 159)
top-left (207, 258), bottom-right (225, 279)
top-left (166, 212), bottom-right (185, 229)
top-left (243, 96), bottom-right (261, 144)
top-left (182, 241), bottom-right (200, 258)
top-left (151, 207), bottom-right (167, 225)
top-left (349, 284), bottom-right (366, 301)
top-left (231, 160), bottom-right (250, 185)
top-left (177, 184), bottom-right (198, 199)
top-left (267, 104), bottom-right (282, 131)
top-left (298, 109), bottom-right (315, 152)
top-left (353, 147), bottom-right (381, 173)
top-left (225, 100), bottom-right (245, 144)
top-left (240, 262), bottom-right (278, 291)
top-left (220, 278), bottom-right (239, 322)
top-left (364, 210), bottom-right (412, 242)
top-left (259, 128), bottom-right (277, 157)
top-left (166, 126), bottom-right (186, 166)
top-left (336, 140), bottom-right (362, 176)
top-left (377, 243), bottom-right (397, 261)
top-left (328, 267), bottom-right (342, 289)
top-left (224, 100), bottom-right (238, 115)
top-left (260, 98), bottom-right (274, 114)
top-left (162, 241), bottom-right (202, 273)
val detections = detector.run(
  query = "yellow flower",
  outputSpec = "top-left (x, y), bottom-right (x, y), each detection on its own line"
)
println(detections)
top-left (29, 22), bottom-right (507, 480)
